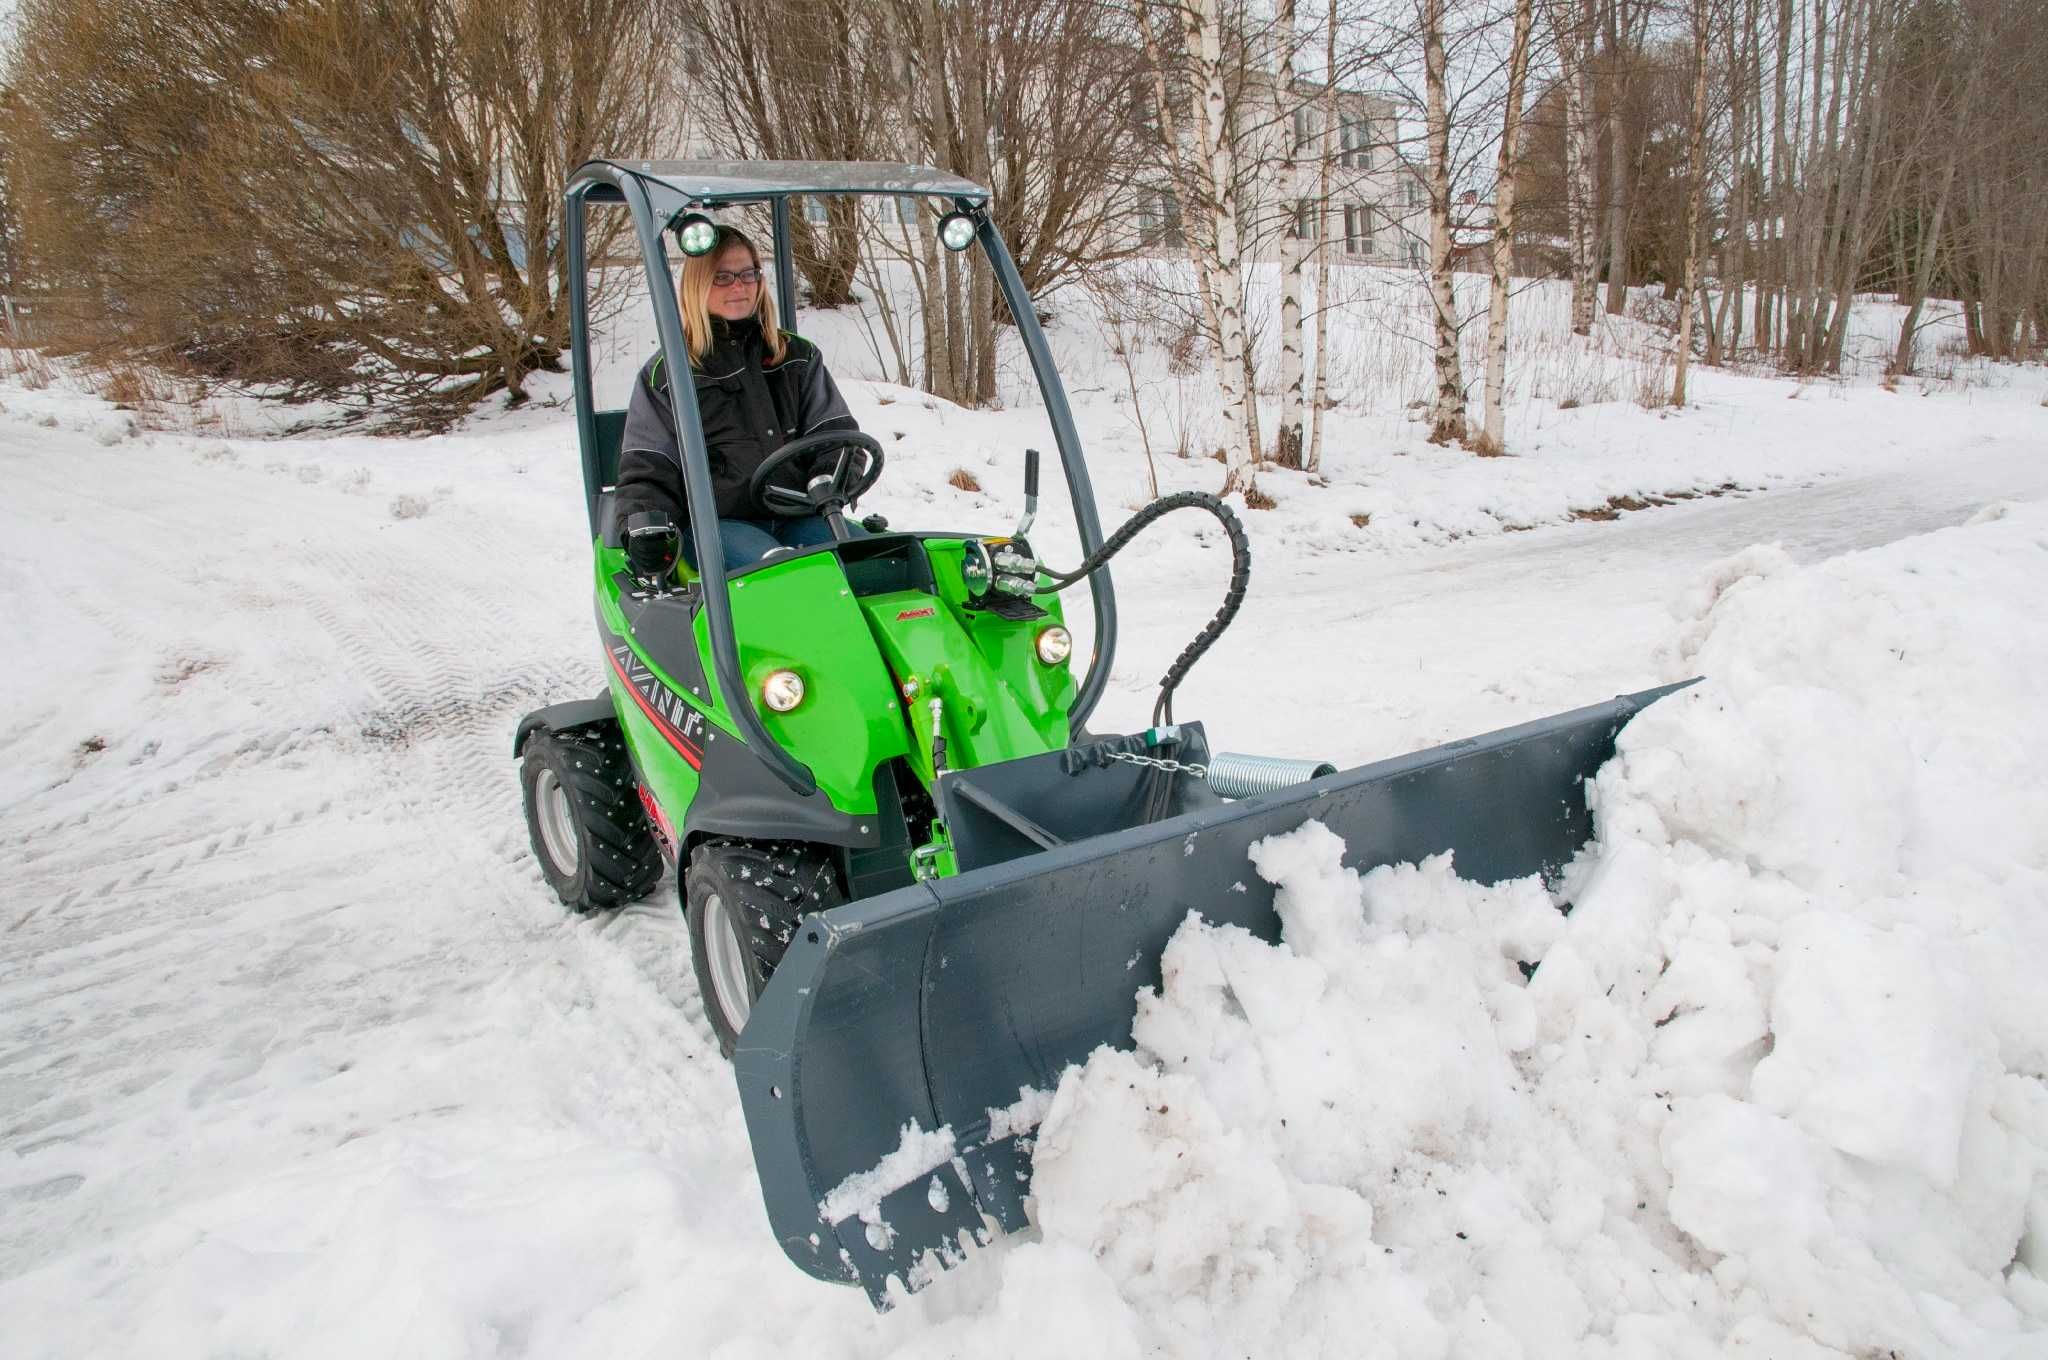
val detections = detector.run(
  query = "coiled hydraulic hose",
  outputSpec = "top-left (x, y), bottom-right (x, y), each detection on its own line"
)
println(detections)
top-left (1039, 490), bottom-right (1252, 731)
top-left (1038, 491), bottom-right (1253, 823)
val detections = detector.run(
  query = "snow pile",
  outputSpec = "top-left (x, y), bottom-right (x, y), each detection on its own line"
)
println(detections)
top-left (942, 504), bottom-right (2048, 1357)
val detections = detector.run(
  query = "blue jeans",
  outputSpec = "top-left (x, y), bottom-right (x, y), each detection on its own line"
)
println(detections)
top-left (681, 515), bottom-right (861, 572)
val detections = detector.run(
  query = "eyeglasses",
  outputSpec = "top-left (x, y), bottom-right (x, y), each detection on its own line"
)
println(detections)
top-left (712, 267), bottom-right (762, 288)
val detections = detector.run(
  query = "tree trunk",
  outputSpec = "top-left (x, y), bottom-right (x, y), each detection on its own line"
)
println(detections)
top-left (1601, 0), bottom-right (1636, 316)
top-left (1481, 0), bottom-right (1534, 451)
top-left (1181, 0), bottom-right (1257, 486)
top-left (1307, 4), bottom-right (1337, 474)
top-left (1274, 0), bottom-right (1305, 468)
top-left (1893, 41), bottom-right (1978, 374)
top-left (1424, 0), bottom-right (1468, 443)
top-left (1822, 0), bottom-right (1894, 374)
top-left (1672, 0), bottom-right (1710, 406)
top-left (1764, 0), bottom-right (1793, 360)
top-left (1550, 0), bottom-right (1599, 334)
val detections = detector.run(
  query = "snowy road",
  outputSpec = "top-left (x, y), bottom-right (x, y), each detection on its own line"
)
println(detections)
top-left (1109, 433), bottom-right (2048, 763)
top-left (1, 362), bottom-right (2042, 1357)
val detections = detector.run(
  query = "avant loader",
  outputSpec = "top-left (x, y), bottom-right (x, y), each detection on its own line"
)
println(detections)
top-left (515, 160), bottom-right (1684, 1307)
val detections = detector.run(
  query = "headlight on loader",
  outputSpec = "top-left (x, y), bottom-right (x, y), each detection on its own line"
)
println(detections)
top-left (762, 669), bottom-right (806, 712)
top-left (1034, 626), bottom-right (1072, 666)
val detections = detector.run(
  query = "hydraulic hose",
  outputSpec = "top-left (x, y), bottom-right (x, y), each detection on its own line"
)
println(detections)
top-left (1039, 490), bottom-right (1252, 731)
top-left (1038, 491), bottom-right (1252, 823)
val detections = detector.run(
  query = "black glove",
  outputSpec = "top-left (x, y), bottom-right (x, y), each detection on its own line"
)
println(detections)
top-left (623, 510), bottom-right (681, 589)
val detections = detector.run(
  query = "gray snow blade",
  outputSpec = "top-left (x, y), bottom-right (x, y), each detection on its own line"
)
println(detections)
top-left (733, 681), bottom-right (1694, 1307)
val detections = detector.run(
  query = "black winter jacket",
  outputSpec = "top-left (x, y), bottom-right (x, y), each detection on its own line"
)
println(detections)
top-left (614, 316), bottom-right (859, 524)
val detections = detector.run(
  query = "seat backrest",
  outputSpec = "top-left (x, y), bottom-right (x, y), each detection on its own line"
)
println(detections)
top-left (593, 408), bottom-right (628, 491)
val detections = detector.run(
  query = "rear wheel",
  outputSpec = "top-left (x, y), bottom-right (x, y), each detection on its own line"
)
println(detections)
top-left (520, 726), bottom-right (663, 913)
top-left (685, 840), bottom-right (844, 1058)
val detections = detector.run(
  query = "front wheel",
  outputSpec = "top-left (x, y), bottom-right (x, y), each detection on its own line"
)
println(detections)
top-left (685, 840), bottom-right (843, 1058)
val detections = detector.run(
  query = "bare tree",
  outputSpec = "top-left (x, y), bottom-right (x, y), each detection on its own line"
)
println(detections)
top-left (1306, 2), bottom-right (1340, 474)
top-left (1137, 0), bottom-right (1260, 488)
top-left (1479, 0), bottom-right (1536, 451)
top-left (5, 0), bottom-right (675, 424)
top-left (1274, 0), bottom-right (1308, 468)
top-left (1671, 0), bottom-right (1711, 403)
top-left (1421, 0), bottom-right (1469, 444)
top-left (1600, 0), bottom-right (1652, 314)
top-left (687, 0), bottom-right (894, 307)
top-left (1545, 0), bottom-right (1601, 333)
top-left (1888, 3), bottom-right (1982, 375)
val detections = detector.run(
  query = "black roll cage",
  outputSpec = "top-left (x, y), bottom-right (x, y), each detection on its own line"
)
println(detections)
top-left (564, 159), bottom-right (1118, 796)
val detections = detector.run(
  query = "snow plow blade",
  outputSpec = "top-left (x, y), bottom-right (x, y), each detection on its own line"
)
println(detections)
top-left (733, 681), bottom-right (1692, 1306)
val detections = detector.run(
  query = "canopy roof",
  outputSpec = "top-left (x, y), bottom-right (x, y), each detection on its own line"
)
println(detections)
top-left (572, 159), bottom-right (990, 208)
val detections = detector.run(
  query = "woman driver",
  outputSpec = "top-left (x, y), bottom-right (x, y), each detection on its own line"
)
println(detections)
top-left (615, 224), bottom-right (867, 574)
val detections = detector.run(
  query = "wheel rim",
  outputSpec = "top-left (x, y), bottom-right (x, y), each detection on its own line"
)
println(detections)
top-left (533, 769), bottom-right (581, 876)
top-left (702, 892), bottom-right (754, 1036)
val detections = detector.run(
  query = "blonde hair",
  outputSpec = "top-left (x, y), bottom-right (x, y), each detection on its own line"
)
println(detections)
top-left (678, 225), bottom-right (787, 367)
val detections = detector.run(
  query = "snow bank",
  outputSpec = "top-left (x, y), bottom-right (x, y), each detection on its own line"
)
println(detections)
top-left (918, 503), bottom-right (2048, 1357)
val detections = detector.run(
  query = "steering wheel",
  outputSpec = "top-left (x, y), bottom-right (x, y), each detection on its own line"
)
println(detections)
top-left (746, 430), bottom-right (886, 519)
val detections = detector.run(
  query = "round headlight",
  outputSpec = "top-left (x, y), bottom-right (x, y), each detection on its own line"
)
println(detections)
top-left (762, 669), bottom-right (806, 712)
top-left (1034, 626), bottom-right (1072, 665)
top-left (938, 211), bottom-right (977, 252)
top-left (676, 213), bottom-right (719, 257)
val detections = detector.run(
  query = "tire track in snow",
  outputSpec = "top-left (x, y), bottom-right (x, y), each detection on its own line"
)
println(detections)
top-left (0, 420), bottom-right (781, 1302)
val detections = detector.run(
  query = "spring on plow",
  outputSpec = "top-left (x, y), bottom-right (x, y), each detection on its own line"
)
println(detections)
top-left (1204, 752), bottom-right (1338, 800)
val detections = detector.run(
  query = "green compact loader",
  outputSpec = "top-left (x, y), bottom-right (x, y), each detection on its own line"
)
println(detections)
top-left (516, 160), bottom-right (1684, 1308)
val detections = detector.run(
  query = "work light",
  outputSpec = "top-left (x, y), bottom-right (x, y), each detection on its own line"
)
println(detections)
top-left (676, 213), bottom-right (719, 256)
top-left (938, 212), bottom-right (977, 252)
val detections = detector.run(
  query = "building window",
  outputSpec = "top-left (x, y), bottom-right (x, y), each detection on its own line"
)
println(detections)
top-left (1291, 198), bottom-right (1322, 241)
top-left (1137, 190), bottom-right (1183, 247)
top-left (1340, 115), bottom-right (1373, 170)
top-left (896, 196), bottom-right (920, 226)
top-left (1407, 239), bottom-right (1424, 267)
top-left (803, 196), bottom-right (830, 226)
top-left (1407, 178), bottom-right (1424, 209)
top-left (1129, 85), bottom-right (1157, 138)
top-left (1293, 106), bottom-right (1319, 151)
top-left (1344, 203), bottom-right (1374, 256)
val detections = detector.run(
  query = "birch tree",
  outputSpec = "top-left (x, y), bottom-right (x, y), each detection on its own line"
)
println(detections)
top-left (1138, 0), bottom-right (1259, 489)
top-left (1274, 0), bottom-right (1307, 468)
top-left (1422, 0), bottom-right (1469, 444)
top-left (1306, 3), bottom-right (1340, 473)
top-left (1478, 0), bottom-right (1535, 451)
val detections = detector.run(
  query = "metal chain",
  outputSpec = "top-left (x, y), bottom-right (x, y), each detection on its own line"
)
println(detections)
top-left (1105, 750), bottom-right (1209, 779)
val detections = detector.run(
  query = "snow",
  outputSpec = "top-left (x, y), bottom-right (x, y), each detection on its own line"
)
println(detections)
top-left (1, 272), bottom-right (2046, 1356)
top-left (818, 1122), bottom-right (957, 1230)
top-left (1000, 506), bottom-right (2048, 1357)
top-left (985, 1086), bottom-right (1055, 1142)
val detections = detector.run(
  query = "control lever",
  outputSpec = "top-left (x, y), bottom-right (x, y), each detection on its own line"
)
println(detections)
top-left (1015, 447), bottom-right (1039, 538)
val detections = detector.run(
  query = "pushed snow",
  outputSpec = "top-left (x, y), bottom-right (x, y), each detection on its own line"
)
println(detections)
top-left (956, 506), bottom-right (2048, 1357)
top-left (985, 1086), bottom-right (1056, 1142)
